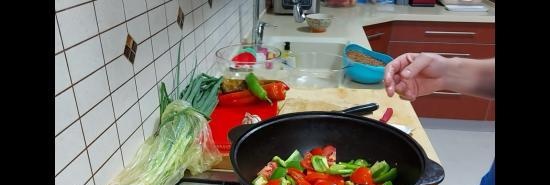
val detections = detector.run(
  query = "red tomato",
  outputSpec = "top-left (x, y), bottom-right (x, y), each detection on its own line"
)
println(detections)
top-left (350, 167), bottom-right (375, 185)
top-left (267, 179), bottom-right (281, 185)
top-left (301, 152), bottom-right (314, 170)
top-left (310, 147), bottom-right (323, 155)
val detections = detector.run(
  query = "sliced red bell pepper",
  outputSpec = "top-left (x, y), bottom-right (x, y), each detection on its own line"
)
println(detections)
top-left (304, 171), bottom-right (330, 183)
top-left (301, 152), bottom-right (314, 171)
top-left (310, 147), bottom-right (323, 156)
top-left (287, 168), bottom-right (312, 185)
top-left (266, 179), bottom-right (282, 185)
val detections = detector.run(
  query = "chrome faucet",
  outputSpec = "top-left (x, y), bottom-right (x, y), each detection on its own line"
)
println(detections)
top-left (252, 0), bottom-right (276, 45)
top-left (292, 0), bottom-right (306, 23)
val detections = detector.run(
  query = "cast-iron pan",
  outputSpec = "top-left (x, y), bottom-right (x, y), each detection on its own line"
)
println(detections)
top-left (229, 103), bottom-right (444, 185)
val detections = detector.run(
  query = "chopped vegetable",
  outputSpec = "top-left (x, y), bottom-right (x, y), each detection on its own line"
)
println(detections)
top-left (353, 159), bottom-right (370, 167)
top-left (273, 156), bottom-right (287, 167)
top-left (370, 161), bottom-right (390, 179)
top-left (328, 164), bottom-right (354, 175)
top-left (311, 155), bottom-right (330, 173)
top-left (286, 175), bottom-right (296, 185)
top-left (288, 168), bottom-right (312, 185)
top-left (254, 146), bottom-right (398, 185)
top-left (350, 167), bottom-right (375, 185)
top-left (266, 179), bottom-right (282, 185)
top-left (285, 150), bottom-right (303, 164)
top-left (254, 176), bottom-right (269, 185)
top-left (245, 73), bottom-right (272, 104)
top-left (271, 167), bottom-right (288, 179)
top-left (286, 161), bottom-right (304, 171)
top-left (373, 168), bottom-right (397, 183)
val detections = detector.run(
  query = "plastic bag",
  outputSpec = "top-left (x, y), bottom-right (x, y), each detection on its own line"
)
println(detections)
top-left (109, 100), bottom-right (221, 185)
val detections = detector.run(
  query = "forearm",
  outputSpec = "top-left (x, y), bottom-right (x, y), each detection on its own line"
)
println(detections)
top-left (442, 58), bottom-right (495, 100)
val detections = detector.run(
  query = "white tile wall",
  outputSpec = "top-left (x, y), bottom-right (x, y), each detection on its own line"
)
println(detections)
top-left (55, 18), bottom-right (63, 53)
top-left (55, 152), bottom-right (92, 185)
top-left (151, 29), bottom-right (170, 58)
top-left (88, 124), bottom-right (120, 172)
top-left (111, 79), bottom-right (138, 118)
top-left (73, 67), bottom-right (110, 114)
top-left (57, 3), bottom-right (98, 48)
top-left (100, 24), bottom-right (128, 63)
top-left (121, 126), bottom-right (145, 164)
top-left (123, 0), bottom-right (147, 19)
top-left (65, 36), bottom-right (105, 83)
top-left (133, 39), bottom-right (154, 72)
top-left (55, 122), bottom-right (86, 174)
top-left (106, 57), bottom-right (134, 91)
top-left (94, 0), bottom-right (126, 32)
top-left (116, 104), bottom-right (142, 142)
top-left (148, 5), bottom-right (168, 34)
top-left (81, 98), bottom-right (115, 144)
top-left (55, 89), bottom-right (79, 135)
top-left (127, 14), bottom-right (151, 44)
top-left (55, 54), bottom-right (71, 95)
top-left (55, 0), bottom-right (260, 183)
top-left (94, 150), bottom-right (124, 185)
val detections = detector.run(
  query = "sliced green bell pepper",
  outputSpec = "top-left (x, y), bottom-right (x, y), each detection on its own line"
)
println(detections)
top-left (311, 155), bottom-right (330, 172)
top-left (253, 176), bottom-right (268, 185)
top-left (272, 156), bottom-right (287, 167)
top-left (286, 160), bottom-right (304, 171)
top-left (280, 177), bottom-right (291, 185)
top-left (286, 175), bottom-right (296, 185)
top-left (285, 150), bottom-right (303, 164)
top-left (370, 161), bottom-right (390, 178)
top-left (374, 168), bottom-right (397, 183)
top-left (328, 164), bottom-right (354, 175)
top-left (271, 167), bottom-right (288, 179)
top-left (381, 181), bottom-right (393, 185)
top-left (353, 159), bottom-right (370, 167)
top-left (336, 162), bottom-right (361, 170)
top-left (344, 181), bottom-right (354, 185)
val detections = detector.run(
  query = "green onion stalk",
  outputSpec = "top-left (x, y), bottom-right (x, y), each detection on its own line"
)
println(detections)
top-left (109, 40), bottom-right (223, 185)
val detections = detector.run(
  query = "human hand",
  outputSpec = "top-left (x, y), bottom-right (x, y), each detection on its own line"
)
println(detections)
top-left (383, 53), bottom-right (451, 101)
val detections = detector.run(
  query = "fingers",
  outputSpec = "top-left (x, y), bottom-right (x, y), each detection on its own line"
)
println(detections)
top-left (384, 53), bottom-right (417, 97)
top-left (401, 53), bottom-right (433, 79)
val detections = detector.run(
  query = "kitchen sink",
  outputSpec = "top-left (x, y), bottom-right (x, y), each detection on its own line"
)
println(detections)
top-left (262, 36), bottom-right (384, 90)
top-left (262, 36), bottom-right (347, 55)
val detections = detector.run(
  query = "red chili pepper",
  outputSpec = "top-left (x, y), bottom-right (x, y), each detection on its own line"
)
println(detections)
top-left (379, 108), bottom-right (393, 123)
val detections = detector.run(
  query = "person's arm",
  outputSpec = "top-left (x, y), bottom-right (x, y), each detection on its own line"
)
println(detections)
top-left (443, 58), bottom-right (495, 100)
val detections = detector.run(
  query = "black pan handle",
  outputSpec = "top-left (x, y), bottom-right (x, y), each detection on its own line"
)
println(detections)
top-left (340, 103), bottom-right (379, 116)
top-left (416, 159), bottom-right (445, 185)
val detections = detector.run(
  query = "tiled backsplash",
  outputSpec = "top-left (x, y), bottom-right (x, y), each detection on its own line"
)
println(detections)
top-left (55, 0), bottom-right (263, 184)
